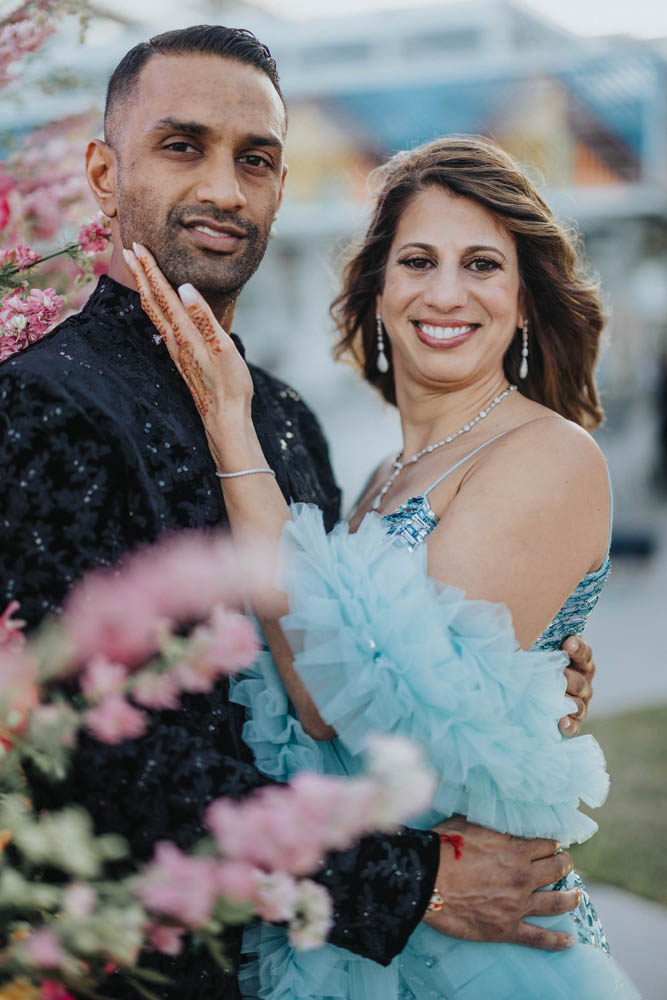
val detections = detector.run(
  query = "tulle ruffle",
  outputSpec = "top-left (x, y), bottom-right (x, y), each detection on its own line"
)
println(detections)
top-left (228, 504), bottom-right (639, 999)
top-left (279, 503), bottom-right (609, 845)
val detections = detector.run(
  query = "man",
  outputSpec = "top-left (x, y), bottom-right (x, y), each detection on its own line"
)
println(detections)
top-left (0, 25), bottom-right (593, 998)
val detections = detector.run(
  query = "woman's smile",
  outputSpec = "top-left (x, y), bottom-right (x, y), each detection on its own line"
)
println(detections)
top-left (412, 319), bottom-right (481, 348)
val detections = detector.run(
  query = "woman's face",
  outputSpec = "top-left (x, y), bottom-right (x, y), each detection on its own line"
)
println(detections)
top-left (377, 186), bottom-right (523, 393)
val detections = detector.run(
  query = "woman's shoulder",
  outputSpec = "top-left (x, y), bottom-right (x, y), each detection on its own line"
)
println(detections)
top-left (483, 408), bottom-right (608, 490)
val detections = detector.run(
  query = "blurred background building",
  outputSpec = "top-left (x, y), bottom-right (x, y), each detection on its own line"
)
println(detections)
top-left (2, 3), bottom-right (666, 992)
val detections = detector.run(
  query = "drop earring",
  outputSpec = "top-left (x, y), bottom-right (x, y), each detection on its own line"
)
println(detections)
top-left (376, 314), bottom-right (389, 374)
top-left (519, 320), bottom-right (529, 380)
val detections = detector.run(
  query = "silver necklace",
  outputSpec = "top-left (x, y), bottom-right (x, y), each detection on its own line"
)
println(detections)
top-left (371, 384), bottom-right (517, 512)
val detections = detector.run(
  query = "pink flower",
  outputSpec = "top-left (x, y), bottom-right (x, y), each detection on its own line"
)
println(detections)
top-left (77, 213), bottom-right (110, 255)
top-left (206, 773), bottom-right (383, 876)
top-left (147, 924), bottom-right (185, 956)
top-left (214, 860), bottom-right (261, 903)
top-left (192, 607), bottom-right (260, 673)
top-left (62, 532), bottom-right (264, 669)
top-left (80, 657), bottom-right (127, 701)
top-left (132, 670), bottom-right (181, 710)
top-left (0, 243), bottom-right (41, 270)
top-left (138, 842), bottom-right (219, 928)
top-left (25, 928), bottom-right (66, 969)
top-left (84, 694), bottom-right (146, 745)
top-left (0, 195), bottom-right (9, 233)
top-left (41, 980), bottom-right (76, 1000)
top-left (0, 646), bottom-right (38, 734)
top-left (0, 600), bottom-right (26, 649)
top-left (0, 286), bottom-right (64, 361)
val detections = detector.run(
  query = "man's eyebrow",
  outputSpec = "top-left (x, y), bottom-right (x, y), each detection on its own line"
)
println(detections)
top-left (145, 120), bottom-right (283, 151)
top-left (147, 118), bottom-right (212, 138)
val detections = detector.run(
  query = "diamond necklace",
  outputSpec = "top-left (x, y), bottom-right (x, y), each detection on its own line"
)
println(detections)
top-left (371, 384), bottom-right (517, 512)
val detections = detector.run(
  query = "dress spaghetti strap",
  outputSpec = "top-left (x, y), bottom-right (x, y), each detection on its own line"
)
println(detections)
top-left (423, 431), bottom-right (510, 497)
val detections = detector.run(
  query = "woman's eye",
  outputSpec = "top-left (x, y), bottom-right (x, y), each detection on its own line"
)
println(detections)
top-left (468, 257), bottom-right (501, 273)
top-left (398, 256), bottom-right (432, 271)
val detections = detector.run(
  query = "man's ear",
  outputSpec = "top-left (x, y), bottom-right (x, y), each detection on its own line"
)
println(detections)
top-left (274, 162), bottom-right (288, 219)
top-left (85, 139), bottom-right (118, 219)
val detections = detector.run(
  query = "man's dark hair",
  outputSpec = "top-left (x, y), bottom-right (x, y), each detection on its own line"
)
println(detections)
top-left (104, 24), bottom-right (285, 142)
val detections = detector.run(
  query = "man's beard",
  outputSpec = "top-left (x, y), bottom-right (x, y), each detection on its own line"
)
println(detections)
top-left (116, 189), bottom-right (272, 313)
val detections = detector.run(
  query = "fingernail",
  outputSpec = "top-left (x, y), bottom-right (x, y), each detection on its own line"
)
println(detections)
top-left (178, 283), bottom-right (198, 306)
top-left (122, 247), bottom-right (133, 264)
top-left (566, 638), bottom-right (579, 653)
top-left (561, 718), bottom-right (572, 731)
top-left (132, 241), bottom-right (144, 257)
top-left (576, 890), bottom-right (583, 906)
top-left (564, 935), bottom-right (576, 949)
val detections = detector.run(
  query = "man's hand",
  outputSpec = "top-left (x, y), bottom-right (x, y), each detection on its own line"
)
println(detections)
top-left (559, 636), bottom-right (595, 738)
top-left (424, 817), bottom-right (579, 951)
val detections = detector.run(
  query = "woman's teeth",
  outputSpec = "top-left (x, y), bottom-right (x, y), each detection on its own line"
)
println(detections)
top-left (417, 323), bottom-right (476, 340)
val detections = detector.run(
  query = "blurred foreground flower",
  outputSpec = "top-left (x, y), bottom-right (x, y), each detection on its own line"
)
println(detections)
top-left (0, 529), bottom-right (436, 999)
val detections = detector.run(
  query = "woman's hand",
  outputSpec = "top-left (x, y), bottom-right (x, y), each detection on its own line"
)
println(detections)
top-left (122, 243), bottom-right (254, 438)
top-left (559, 636), bottom-right (595, 738)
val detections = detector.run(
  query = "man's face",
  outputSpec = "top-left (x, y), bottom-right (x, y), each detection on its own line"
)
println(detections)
top-left (110, 53), bottom-right (286, 314)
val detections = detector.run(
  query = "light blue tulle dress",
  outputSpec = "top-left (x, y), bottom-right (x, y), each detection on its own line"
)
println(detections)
top-left (230, 436), bottom-right (640, 999)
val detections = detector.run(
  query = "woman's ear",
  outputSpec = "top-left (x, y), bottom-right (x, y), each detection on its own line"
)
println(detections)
top-left (85, 139), bottom-right (118, 219)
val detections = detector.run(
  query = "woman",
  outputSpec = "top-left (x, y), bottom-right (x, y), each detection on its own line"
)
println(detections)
top-left (124, 137), bottom-right (639, 998)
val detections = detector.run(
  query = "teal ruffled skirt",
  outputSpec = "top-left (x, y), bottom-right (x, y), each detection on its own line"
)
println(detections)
top-left (230, 505), bottom-right (640, 999)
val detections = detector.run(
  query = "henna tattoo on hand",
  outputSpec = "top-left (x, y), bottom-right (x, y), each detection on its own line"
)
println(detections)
top-left (139, 289), bottom-right (167, 342)
top-left (179, 341), bottom-right (213, 417)
top-left (188, 302), bottom-right (223, 355)
top-left (141, 258), bottom-right (177, 325)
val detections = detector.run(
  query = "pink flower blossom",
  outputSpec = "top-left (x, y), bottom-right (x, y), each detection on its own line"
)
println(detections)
top-left (192, 607), bottom-right (260, 673)
top-left (214, 860), bottom-right (261, 904)
top-left (0, 600), bottom-right (26, 649)
top-left (80, 656), bottom-right (127, 701)
top-left (84, 694), bottom-right (146, 745)
top-left (132, 669), bottom-right (181, 710)
top-left (25, 928), bottom-right (66, 969)
top-left (147, 924), bottom-right (185, 956)
top-left (0, 287), bottom-right (64, 361)
top-left (41, 980), bottom-right (76, 1000)
top-left (138, 842), bottom-right (220, 928)
top-left (0, 646), bottom-right (38, 734)
top-left (62, 533), bottom-right (265, 668)
top-left (0, 195), bottom-right (9, 233)
top-left (77, 213), bottom-right (110, 255)
top-left (0, 243), bottom-right (41, 270)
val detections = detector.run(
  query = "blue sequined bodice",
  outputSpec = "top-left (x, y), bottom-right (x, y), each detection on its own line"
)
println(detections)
top-left (383, 493), bottom-right (611, 651)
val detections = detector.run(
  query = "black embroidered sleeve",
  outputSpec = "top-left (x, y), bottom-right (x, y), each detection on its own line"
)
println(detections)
top-left (315, 827), bottom-right (440, 964)
top-left (0, 372), bottom-right (142, 630)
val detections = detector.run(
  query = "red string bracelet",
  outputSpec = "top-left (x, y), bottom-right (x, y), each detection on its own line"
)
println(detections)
top-left (439, 833), bottom-right (464, 859)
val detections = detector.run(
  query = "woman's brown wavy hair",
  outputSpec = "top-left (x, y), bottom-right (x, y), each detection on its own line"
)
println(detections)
top-left (331, 136), bottom-right (605, 429)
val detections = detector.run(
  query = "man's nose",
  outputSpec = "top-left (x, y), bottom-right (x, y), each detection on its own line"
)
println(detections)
top-left (194, 156), bottom-right (247, 212)
top-left (422, 264), bottom-right (468, 312)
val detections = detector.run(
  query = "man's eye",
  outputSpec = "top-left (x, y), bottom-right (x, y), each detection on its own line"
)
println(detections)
top-left (398, 256), bottom-right (432, 271)
top-left (240, 154), bottom-right (272, 168)
top-left (468, 257), bottom-right (501, 273)
top-left (162, 141), bottom-right (198, 154)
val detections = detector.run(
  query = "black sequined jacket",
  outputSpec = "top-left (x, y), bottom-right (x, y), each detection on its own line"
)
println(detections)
top-left (0, 276), bottom-right (439, 998)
